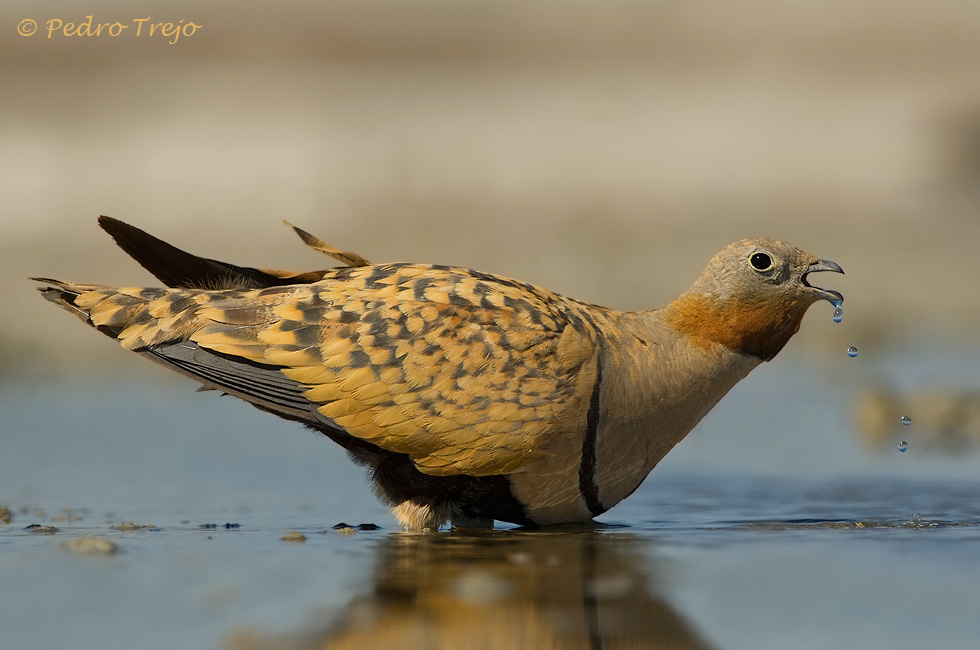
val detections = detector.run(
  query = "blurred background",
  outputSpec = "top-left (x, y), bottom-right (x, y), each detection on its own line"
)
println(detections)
top-left (4, 3), bottom-right (980, 649)
top-left (4, 0), bottom-right (980, 452)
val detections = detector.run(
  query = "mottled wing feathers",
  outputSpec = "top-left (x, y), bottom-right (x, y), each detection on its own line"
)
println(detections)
top-left (40, 264), bottom-right (600, 477)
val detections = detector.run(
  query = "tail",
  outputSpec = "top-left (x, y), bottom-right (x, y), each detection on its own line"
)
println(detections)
top-left (32, 276), bottom-right (328, 427)
top-left (33, 279), bottom-right (198, 347)
top-left (30, 217), bottom-right (386, 457)
top-left (33, 214), bottom-right (373, 348)
top-left (31, 275), bottom-right (379, 459)
top-left (34, 278), bottom-right (112, 329)
top-left (97, 216), bottom-right (349, 290)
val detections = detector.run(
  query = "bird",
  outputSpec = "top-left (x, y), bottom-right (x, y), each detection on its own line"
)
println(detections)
top-left (33, 217), bottom-right (843, 531)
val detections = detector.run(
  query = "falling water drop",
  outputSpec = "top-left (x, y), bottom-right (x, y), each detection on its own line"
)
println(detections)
top-left (847, 346), bottom-right (858, 358)
top-left (901, 416), bottom-right (911, 426)
top-left (832, 300), bottom-right (843, 323)
top-left (898, 441), bottom-right (909, 453)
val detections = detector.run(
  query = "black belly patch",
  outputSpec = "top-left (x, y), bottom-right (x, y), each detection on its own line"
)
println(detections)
top-left (369, 452), bottom-right (534, 526)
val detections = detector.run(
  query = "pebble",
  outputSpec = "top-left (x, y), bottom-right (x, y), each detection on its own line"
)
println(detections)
top-left (24, 524), bottom-right (58, 535)
top-left (111, 522), bottom-right (159, 531)
top-left (199, 523), bottom-right (241, 529)
top-left (59, 537), bottom-right (119, 555)
top-left (330, 522), bottom-right (380, 531)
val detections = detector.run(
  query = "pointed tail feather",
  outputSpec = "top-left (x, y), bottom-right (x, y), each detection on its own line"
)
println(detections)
top-left (283, 220), bottom-right (371, 267)
top-left (33, 278), bottom-right (106, 325)
top-left (98, 216), bottom-right (330, 290)
top-left (31, 276), bottom-right (363, 451)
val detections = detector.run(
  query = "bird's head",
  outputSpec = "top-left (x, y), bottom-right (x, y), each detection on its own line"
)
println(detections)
top-left (665, 238), bottom-right (844, 361)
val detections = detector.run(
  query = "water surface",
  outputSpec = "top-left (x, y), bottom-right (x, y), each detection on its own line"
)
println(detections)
top-left (3, 365), bottom-right (980, 650)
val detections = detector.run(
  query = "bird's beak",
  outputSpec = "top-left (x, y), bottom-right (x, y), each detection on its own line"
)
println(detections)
top-left (801, 259), bottom-right (844, 303)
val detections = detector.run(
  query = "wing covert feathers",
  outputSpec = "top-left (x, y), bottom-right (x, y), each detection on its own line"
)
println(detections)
top-left (38, 263), bottom-right (602, 477)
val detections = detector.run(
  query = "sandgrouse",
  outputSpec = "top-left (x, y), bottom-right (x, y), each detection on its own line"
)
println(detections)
top-left (34, 217), bottom-right (843, 530)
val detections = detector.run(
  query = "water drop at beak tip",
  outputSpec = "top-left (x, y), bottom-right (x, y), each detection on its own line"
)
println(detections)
top-left (831, 300), bottom-right (843, 323)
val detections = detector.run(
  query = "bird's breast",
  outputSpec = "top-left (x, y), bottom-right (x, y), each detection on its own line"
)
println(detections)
top-left (508, 313), bottom-right (761, 525)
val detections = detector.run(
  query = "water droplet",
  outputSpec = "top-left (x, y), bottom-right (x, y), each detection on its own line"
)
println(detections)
top-left (831, 300), bottom-right (843, 323)
top-left (900, 416), bottom-right (911, 426)
top-left (847, 346), bottom-right (858, 358)
top-left (898, 441), bottom-right (908, 453)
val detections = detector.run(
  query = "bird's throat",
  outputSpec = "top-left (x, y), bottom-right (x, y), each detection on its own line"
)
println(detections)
top-left (661, 292), bottom-right (805, 361)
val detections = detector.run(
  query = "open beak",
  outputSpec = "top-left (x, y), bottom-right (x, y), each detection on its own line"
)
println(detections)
top-left (801, 259), bottom-right (844, 303)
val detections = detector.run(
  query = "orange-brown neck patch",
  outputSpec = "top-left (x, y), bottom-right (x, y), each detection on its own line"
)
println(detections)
top-left (662, 292), bottom-right (806, 361)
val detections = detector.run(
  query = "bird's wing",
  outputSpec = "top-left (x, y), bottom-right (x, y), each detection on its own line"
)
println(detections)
top-left (97, 216), bottom-right (368, 290)
top-left (37, 264), bottom-right (599, 477)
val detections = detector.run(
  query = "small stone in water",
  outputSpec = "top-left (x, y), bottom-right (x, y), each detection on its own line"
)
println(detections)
top-left (59, 537), bottom-right (119, 555)
top-left (24, 524), bottom-right (58, 534)
top-left (901, 416), bottom-right (911, 426)
top-left (898, 441), bottom-right (908, 453)
top-left (847, 346), bottom-right (858, 357)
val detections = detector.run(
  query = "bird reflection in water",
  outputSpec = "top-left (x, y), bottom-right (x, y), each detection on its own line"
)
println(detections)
top-left (230, 530), bottom-right (713, 650)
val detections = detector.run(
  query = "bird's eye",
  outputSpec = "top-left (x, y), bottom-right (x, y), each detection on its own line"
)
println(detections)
top-left (750, 252), bottom-right (773, 271)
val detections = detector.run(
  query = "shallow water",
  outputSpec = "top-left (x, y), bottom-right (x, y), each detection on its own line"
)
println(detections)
top-left (3, 363), bottom-right (980, 650)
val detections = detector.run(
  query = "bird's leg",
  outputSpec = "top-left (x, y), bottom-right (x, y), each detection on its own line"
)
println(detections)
top-left (391, 500), bottom-right (452, 532)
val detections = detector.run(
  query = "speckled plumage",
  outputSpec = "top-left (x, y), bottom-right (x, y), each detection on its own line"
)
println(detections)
top-left (34, 217), bottom-right (843, 530)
